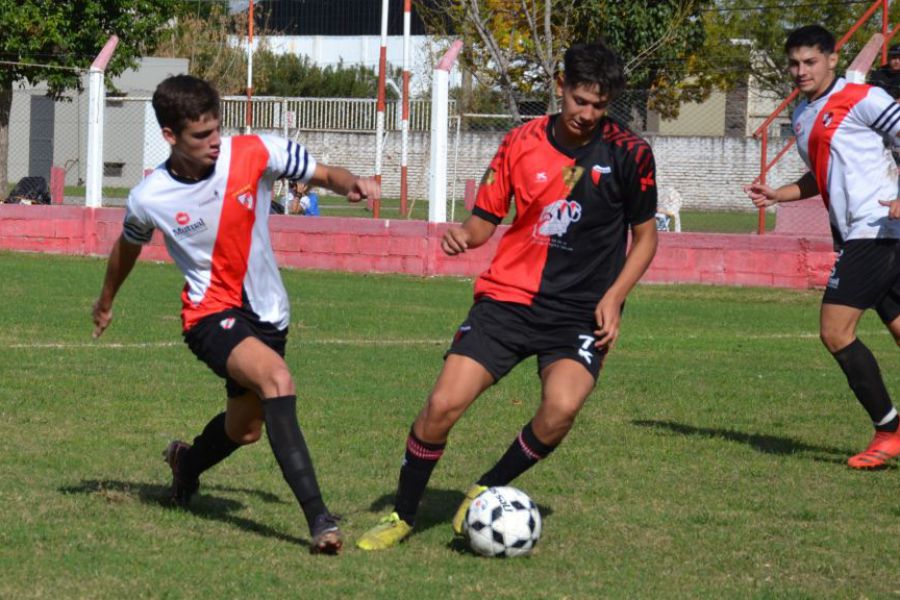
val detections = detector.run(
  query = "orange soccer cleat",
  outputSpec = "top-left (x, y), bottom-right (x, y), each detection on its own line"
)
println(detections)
top-left (847, 429), bottom-right (900, 469)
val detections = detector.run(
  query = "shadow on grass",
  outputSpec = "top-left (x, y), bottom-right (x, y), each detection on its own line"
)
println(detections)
top-left (59, 479), bottom-right (310, 548)
top-left (364, 487), bottom-right (554, 550)
top-left (632, 419), bottom-right (860, 467)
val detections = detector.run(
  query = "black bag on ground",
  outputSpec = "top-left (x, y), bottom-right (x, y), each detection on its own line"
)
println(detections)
top-left (5, 176), bottom-right (51, 205)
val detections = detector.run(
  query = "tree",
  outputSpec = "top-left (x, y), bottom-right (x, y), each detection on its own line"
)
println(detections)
top-left (419, 0), bottom-right (578, 120)
top-left (0, 0), bottom-right (178, 194)
top-left (701, 1), bottom-right (900, 101)
top-left (418, 0), bottom-right (711, 123)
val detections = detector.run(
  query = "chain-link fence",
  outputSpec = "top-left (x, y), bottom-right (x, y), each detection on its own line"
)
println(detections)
top-left (9, 85), bottom-right (813, 234)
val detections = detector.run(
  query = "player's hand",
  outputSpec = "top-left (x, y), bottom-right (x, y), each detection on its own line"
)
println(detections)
top-left (441, 226), bottom-right (471, 255)
top-left (743, 183), bottom-right (779, 208)
top-left (593, 294), bottom-right (623, 351)
top-left (879, 199), bottom-right (900, 219)
top-left (348, 176), bottom-right (380, 204)
top-left (92, 299), bottom-right (112, 339)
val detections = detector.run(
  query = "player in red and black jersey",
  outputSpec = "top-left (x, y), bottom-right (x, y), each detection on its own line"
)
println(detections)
top-left (358, 41), bottom-right (658, 550)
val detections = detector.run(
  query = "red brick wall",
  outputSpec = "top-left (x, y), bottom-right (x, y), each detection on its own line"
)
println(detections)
top-left (0, 204), bottom-right (835, 288)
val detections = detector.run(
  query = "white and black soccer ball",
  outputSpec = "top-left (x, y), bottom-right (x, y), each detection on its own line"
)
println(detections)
top-left (465, 486), bottom-right (541, 558)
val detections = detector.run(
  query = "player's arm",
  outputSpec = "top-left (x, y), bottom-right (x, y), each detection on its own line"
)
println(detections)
top-left (441, 214), bottom-right (497, 255)
top-left (594, 218), bottom-right (658, 350)
top-left (743, 171), bottom-right (818, 207)
top-left (92, 235), bottom-right (142, 338)
top-left (308, 164), bottom-right (380, 204)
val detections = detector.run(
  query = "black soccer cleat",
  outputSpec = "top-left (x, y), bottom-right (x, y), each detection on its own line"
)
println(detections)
top-left (310, 512), bottom-right (343, 555)
top-left (162, 440), bottom-right (199, 507)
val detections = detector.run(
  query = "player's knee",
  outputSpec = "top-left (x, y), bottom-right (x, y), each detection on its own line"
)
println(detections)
top-left (820, 328), bottom-right (853, 354)
top-left (423, 391), bottom-right (466, 430)
top-left (226, 419), bottom-right (263, 445)
top-left (258, 364), bottom-right (295, 398)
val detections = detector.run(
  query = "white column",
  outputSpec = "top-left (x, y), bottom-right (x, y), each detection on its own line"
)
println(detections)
top-left (428, 41), bottom-right (462, 223)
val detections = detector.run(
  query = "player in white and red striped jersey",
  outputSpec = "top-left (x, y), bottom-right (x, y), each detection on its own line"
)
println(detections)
top-left (91, 75), bottom-right (380, 553)
top-left (745, 25), bottom-right (900, 470)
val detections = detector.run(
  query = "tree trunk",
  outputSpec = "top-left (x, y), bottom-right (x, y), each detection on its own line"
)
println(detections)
top-left (0, 78), bottom-right (11, 197)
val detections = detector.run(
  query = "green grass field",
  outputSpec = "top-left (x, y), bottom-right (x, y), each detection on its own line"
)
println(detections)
top-left (1, 251), bottom-right (898, 598)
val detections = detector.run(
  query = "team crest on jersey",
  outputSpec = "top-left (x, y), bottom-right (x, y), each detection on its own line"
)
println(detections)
top-left (535, 199), bottom-right (582, 238)
top-left (822, 112), bottom-right (834, 128)
top-left (591, 164), bottom-right (611, 186)
top-left (220, 317), bottom-right (236, 330)
top-left (793, 121), bottom-right (803, 136)
top-left (481, 167), bottom-right (496, 186)
top-left (535, 171), bottom-right (548, 182)
top-left (237, 191), bottom-right (255, 210)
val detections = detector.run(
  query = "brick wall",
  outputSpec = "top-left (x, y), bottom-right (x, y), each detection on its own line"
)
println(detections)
top-left (0, 205), bottom-right (834, 289)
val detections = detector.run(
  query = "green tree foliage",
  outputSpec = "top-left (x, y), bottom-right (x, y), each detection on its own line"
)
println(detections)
top-left (253, 54), bottom-right (381, 98)
top-left (702, 1), bottom-right (900, 100)
top-left (575, 0), bottom-right (711, 121)
top-left (0, 0), bottom-right (177, 193)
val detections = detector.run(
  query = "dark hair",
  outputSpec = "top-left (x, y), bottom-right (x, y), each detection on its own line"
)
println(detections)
top-left (563, 41), bottom-right (626, 101)
top-left (784, 25), bottom-right (836, 55)
top-left (152, 75), bottom-right (220, 133)
top-left (889, 43), bottom-right (900, 57)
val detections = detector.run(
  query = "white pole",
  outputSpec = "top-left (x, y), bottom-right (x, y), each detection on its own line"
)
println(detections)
top-left (245, 0), bottom-right (255, 133)
top-left (400, 0), bottom-right (411, 216)
top-left (428, 40), bottom-right (463, 223)
top-left (85, 35), bottom-right (119, 208)
top-left (374, 0), bottom-right (389, 218)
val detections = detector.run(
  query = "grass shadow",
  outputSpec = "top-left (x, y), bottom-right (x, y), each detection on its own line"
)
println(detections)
top-left (59, 479), bottom-right (309, 547)
top-left (631, 419), bottom-right (860, 467)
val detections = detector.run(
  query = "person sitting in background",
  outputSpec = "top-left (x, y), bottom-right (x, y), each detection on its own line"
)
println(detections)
top-left (868, 44), bottom-right (900, 99)
top-left (289, 180), bottom-right (319, 216)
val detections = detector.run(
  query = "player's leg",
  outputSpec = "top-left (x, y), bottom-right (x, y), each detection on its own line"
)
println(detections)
top-left (822, 241), bottom-right (900, 468)
top-left (227, 335), bottom-right (341, 553)
top-left (357, 354), bottom-right (494, 550)
top-left (822, 303), bottom-right (900, 468)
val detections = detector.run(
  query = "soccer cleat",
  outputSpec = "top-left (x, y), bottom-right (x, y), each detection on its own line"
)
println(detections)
top-left (162, 440), bottom-right (199, 507)
top-left (310, 513), bottom-right (343, 555)
top-left (451, 483), bottom-right (488, 536)
top-left (356, 512), bottom-right (413, 550)
top-left (848, 429), bottom-right (900, 469)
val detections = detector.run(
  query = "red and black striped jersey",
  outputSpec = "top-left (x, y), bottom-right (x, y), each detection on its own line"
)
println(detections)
top-left (471, 115), bottom-right (657, 314)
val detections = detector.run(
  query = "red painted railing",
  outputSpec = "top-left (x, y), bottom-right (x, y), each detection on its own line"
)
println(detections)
top-left (752, 0), bottom-right (897, 234)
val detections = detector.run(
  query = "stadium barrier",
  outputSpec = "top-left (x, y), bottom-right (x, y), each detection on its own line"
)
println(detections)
top-left (0, 204), bottom-right (835, 288)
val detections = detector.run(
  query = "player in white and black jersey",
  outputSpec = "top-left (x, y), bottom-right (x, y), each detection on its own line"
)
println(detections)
top-left (91, 75), bottom-right (380, 553)
top-left (745, 25), bottom-right (900, 469)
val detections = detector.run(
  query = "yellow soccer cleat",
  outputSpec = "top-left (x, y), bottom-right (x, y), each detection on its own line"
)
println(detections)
top-left (356, 512), bottom-right (413, 550)
top-left (451, 483), bottom-right (488, 536)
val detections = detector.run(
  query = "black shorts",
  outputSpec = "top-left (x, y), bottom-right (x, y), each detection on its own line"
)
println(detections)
top-left (822, 239), bottom-right (900, 323)
top-left (446, 298), bottom-right (607, 381)
top-left (183, 308), bottom-right (288, 398)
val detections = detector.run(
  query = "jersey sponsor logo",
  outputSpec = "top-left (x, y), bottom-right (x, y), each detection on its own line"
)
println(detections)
top-left (175, 212), bottom-right (190, 225)
top-left (481, 167), bottom-right (496, 186)
top-left (591, 164), bottom-right (611, 185)
top-left (640, 170), bottom-right (656, 191)
top-left (535, 171), bottom-right (548, 182)
top-left (171, 217), bottom-right (208, 239)
top-left (794, 121), bottom-right (803, 136)
top-left (822, 111), bottom-right (834, 128)
top-left (220, 317), bottom-right (236, 330)
top-left (535, 199), bottom-right (582, 238)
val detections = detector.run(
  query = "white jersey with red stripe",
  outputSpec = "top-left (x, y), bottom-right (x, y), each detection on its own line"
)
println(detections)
top-left (121, 134), bottom-right (317, 332)
top-left (792, 77), bottom-right (900, 242)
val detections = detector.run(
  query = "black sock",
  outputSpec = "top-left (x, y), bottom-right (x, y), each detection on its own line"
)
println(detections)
top-left (263, 395), bottom-right (328, 530)
top-left (833, 338), bottom-right (898, 432)
top-left (182, 412), bottom-right (240, 480)
top-left (478, 421), bottom-right (558, 487)
top-left (394, 429), bottom-right (445, 526)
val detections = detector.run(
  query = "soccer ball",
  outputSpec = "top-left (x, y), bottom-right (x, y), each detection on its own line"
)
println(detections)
top-left (465, 486), bottom-right (541, 558)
